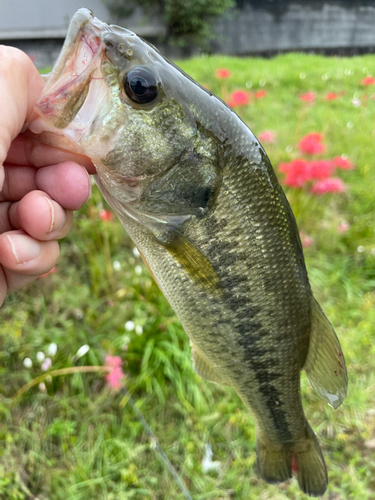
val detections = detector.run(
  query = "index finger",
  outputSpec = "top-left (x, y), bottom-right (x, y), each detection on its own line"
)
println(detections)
top-left (7, 134), bottom-right (96, 174)
top-left (0, 46), bottom-right (44, 188)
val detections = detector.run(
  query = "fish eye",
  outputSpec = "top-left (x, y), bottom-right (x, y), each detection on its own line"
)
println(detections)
top-left (124, 67), bottom-right (158, 104)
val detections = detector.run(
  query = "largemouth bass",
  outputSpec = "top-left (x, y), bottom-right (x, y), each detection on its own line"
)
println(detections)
top-left (28, 8), bottom-right (347, 496)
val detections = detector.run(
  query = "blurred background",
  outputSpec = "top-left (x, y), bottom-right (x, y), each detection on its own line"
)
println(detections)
top-left (1, 1), bottom-right (375, 499)
top-left (2, 0), bottom-right (375, 66)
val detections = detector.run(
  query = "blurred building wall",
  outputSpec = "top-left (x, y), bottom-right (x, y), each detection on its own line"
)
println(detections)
top-left (213, 0), bottom-right (375, 54)
top-left (1, 0), bottom-right (375, 67)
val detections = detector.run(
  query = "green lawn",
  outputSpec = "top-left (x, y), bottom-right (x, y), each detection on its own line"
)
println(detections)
top-left (1, 52), bottom-right (375, 499)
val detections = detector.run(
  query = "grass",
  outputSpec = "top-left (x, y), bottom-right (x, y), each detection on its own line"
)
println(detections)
top-left (1, 52), bottom-right (375, 499)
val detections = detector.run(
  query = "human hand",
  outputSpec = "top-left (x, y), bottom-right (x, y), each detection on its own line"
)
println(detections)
top-left (0, 46), bottom-right (96, 306)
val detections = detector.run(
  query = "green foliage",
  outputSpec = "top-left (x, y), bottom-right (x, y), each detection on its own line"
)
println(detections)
top-left (1, 53), bottom-right (375, 498)
top-left (103, 0), bottom-right (234, 47)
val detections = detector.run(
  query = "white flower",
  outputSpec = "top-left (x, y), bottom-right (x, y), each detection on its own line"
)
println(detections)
top-left (133, 247), bottom-right (140, 258)
top-left (135, 325), bottom-right (143, 336)
top-left (201, 444), bottom-right (221, 473)
top-left (48, 343), bottom-right (57, 356)
top-left (39, 382), bottom-right (47, 392)
top-left (352, 98), bottom-right (361, 107)
top-left (285, 145), bottom-right (293, 153)
top-left (259, 79), bottom-right (266, 87)
top-left (125, 321), bottom-right (135, 332)
top-left (371, 248), bottom-right (375, 255)
top-left (41, 358), bottom-right (52, 371)
top-left (36, 351), bottom-right (45, 363)
top-left (357, 246), bottom-right (365, 253)
top-left (122, 335), bottom-right (131, 346)
top-left (135, 265), bottom-right (142, 275)
top-left (75, 344), bottom-right (90, 359)
top-left (245, 80), bottom-right (252, 88)
top-left (23, 357), bottom-right (33, 368)
top-left (113, 260), bottom-right (121, 271)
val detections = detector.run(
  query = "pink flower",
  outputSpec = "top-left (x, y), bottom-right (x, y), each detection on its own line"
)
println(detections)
top-left (309, 160), bottom-right (334, 179)
top-left (254, 90), bottom-right (267, 99)
top-left (299, 133), bottom-right (325, 155)
top-left (311, 178), bottom-right (346, 195)
top-left (99, 209), bottom-right (113, 221)
top-left (279, 159), bottom-right (311, 187)
top-left (325, 92), bottom-right (338, 101)
top-left (41, 358), bottom-right (52, 371)
top-left (332, 156), bottom-right (354, 170)
top-left (361, 76), bottom-right (375, 85)
top-left (300, 232), bottom-right (314, 248)
top-left (105, 356), bottom-right (125, 390)
top-left (300, 92), bottom-right (316, 103)
top-left (338, 220), bottom-right (350, 233)
top-left (215, 68), bottom-right (231, 79)
top-left (258, 130), bottom-right (276, 143)
top-left (228, 90), bottom-right (249, 107)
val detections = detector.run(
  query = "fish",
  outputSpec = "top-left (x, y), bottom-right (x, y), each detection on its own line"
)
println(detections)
top-left (28, 8), bottom-right (348, 496)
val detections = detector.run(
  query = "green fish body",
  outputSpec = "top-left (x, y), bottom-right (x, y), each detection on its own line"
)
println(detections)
top-left (29, 9), bottom-right (348, 496)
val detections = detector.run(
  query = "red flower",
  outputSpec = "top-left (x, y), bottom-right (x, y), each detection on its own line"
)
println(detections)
top-left (332, 156), bottom-right (354, 170)
top-left (311, 178), bottom-right (346, 195)
top-left (325, 92), bottom-right (338, 101)
top-left (300, 92), bottom-right (316, 103)
top-left (361, 76), bottom-right (375, 85)
top-left (99, 209), bottom-right (113, 221)
top-left (279, 159), bottom-right (311, 187)
top-left (228, 90), bottom-right (249, 107)
top-left (299, 132), bottom-right (325, 155)
top-left (215, 68), bottom-right (231, 79)
top-left (105, 356), bottom-right (125, 390)
top-left (309, 160), bottom-right (334, 179)
top-left (258, 130), bottom-right (276, 143)
top-left (255, 90), bottom-right (267, 99)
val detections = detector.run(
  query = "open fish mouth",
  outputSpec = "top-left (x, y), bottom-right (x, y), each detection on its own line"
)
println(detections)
top-left (34, 8), bottom-right (107, 130)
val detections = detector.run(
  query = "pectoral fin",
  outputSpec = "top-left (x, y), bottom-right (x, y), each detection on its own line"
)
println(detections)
top-left (157, 228), bottom-right (221, 293)
top-left (304, 296), bottom-right (347, 409)
top-left (191, 343), bottom-right (225, 384)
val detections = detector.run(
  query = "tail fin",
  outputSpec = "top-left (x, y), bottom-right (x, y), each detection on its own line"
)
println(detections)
top-left (256, 425), bottom-right (328, 497)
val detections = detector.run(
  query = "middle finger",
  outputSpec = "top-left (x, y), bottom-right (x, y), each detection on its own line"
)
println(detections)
top-left (7, 134), bottom-right (96, 173)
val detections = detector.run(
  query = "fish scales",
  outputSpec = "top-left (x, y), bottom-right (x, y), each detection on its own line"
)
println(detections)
top-left (29, 8), bottom-right (348, 497)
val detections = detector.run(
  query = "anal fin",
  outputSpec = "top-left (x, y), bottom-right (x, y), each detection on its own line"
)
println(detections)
top-left (191, 343), bottom-right (225, 384)
top-left (304, 296), bottom-right (348, 409)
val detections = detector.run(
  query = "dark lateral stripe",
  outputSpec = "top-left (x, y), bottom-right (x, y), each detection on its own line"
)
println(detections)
top-left (201, 213), bottom-right (293, 441)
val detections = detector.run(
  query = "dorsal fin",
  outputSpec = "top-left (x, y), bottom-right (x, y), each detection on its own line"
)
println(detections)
top-left (304, 296), bottom-right (347, 409)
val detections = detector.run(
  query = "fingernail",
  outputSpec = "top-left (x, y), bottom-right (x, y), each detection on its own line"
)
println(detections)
top-left (7, 234), bottom-right (41, 264)
top-left (81, 165), bottom-right (92, 204)
top-left (44, 197), bottom-right (66, 233)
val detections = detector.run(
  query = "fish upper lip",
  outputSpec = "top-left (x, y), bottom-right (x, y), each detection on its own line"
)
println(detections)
top-left (42, 9), bottom-right (107, 94)
top-left (35, 9), bottom-right (109, 127)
